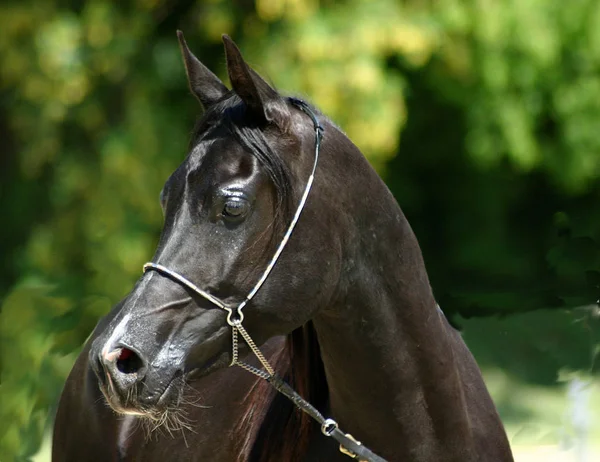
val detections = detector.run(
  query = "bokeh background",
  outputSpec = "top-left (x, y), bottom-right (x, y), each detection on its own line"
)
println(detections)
top-left (1, 0), bottom-right (600, 461)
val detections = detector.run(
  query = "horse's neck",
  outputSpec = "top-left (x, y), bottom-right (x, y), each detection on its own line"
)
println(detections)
top-left (312, 147), bottom-right (475, 458)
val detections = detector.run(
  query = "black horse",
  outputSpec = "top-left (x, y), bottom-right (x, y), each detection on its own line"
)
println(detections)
top-left (53, 33), bottom-right (514, 462)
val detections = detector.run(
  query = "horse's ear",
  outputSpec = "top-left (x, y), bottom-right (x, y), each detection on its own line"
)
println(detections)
top-left (177, 31), bottom-right (228, 109)
top-left (222, 34), bottom-right (289, 127)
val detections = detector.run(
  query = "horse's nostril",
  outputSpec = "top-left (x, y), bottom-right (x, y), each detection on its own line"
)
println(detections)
top-left (116, 348), bottom-right (144, 375)
top-left (118, 348), bottom-right (133, 361)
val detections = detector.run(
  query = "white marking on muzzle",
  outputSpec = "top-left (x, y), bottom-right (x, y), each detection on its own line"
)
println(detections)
top-left (101, 313), bottom-right (131, 360)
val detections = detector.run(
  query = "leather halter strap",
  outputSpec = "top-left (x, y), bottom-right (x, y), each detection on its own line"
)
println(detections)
top-left (143, 98), bottom-right (387, 462)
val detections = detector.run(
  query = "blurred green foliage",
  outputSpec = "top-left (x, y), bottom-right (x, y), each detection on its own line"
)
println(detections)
top-left (1, 0), bottom-right (599, 460)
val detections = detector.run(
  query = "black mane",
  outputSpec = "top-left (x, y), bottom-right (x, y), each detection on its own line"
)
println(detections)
top-left (236, 322), bottom-right (328, 462)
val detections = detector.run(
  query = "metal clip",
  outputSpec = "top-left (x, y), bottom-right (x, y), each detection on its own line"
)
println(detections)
top-left (321, 418), bottom-right (338, 436)
top-left (339, 433), bottom-right (364, 460)
top-left (225, 306), bottom-right (244, 326)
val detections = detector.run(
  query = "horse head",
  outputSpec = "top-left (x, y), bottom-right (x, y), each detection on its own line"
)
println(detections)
top-left (89, 33), bottom-right (342, 417)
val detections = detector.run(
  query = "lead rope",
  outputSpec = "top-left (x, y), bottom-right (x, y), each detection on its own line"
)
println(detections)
top-left (143, 99), bottom-right (387, 462)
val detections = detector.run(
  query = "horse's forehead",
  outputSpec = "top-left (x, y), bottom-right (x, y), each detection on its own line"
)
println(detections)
top-left (184, 132), bottom-right (246, 172)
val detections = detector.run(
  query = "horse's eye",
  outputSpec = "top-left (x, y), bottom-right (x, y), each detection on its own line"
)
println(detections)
top-left (223, 197), bottom-right (250, 219)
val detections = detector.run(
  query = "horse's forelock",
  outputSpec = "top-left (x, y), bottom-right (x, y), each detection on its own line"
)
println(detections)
top-left (189, 94), bottom-right (307, 231)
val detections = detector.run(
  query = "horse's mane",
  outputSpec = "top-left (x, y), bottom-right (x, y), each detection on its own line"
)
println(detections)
top-left (235, 321), bottom-right (328, 462)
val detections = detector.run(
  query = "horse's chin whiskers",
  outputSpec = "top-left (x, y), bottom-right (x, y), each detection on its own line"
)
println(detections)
top-left (133, 395), bottom-right (198, 443)
top-left (180, 377), bottom-right (212, 409)
top-left (99, 372), bottom-right (204, 441)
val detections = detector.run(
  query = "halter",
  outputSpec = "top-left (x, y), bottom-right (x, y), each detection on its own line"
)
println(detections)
top-left (143, 98), bottom-right (387, 462)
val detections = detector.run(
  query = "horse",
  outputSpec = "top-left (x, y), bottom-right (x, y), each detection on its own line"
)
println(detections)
top-left (52, 32), bottom-right (514, 462)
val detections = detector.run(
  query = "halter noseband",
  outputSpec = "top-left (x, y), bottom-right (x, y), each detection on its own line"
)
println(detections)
top-left (142, 98), bottom-right (386, 462)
